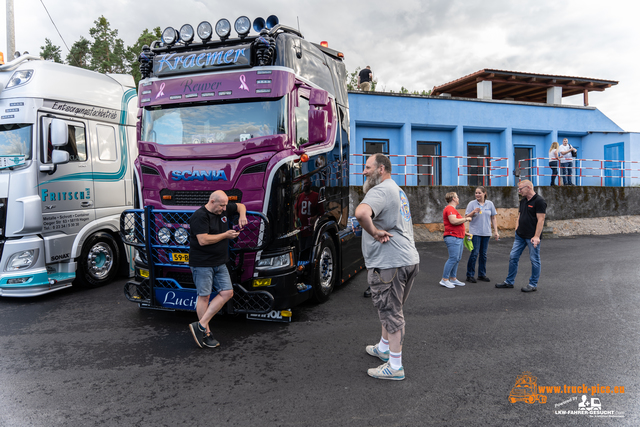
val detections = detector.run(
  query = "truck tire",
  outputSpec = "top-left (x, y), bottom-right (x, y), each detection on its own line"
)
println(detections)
top-left (77, 232), bottom-right (120, 288)
top-left (312, 234), bottom-right (336, 303)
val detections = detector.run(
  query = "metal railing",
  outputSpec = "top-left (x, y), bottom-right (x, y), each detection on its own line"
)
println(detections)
top-left (350, 153), bottom-right (509, 186)
top-left (517, 158), bottom-right (640, 187)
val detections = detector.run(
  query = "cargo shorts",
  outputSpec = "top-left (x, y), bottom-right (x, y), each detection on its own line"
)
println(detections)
top-left (368, 264), bottom-right (419, 334)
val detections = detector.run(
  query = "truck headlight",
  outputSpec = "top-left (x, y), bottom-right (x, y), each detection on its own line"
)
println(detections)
top-left (5, 249), bottom-right (39, 271)
top-left (174, 227), bottom-right (188, 244)
top-left (6, 70), bottom-right (34, 89)
top-left (256, 251), bottom-right (293, 271)
top-left (158, 227), bottom-right (171, 244)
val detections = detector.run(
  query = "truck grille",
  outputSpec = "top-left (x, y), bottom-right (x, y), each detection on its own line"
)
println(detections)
top-left (160, 189), bottom-right (243, 206)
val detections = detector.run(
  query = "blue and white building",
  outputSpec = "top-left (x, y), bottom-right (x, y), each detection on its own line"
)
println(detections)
top-left (348, 69), bottom-right (640, 187)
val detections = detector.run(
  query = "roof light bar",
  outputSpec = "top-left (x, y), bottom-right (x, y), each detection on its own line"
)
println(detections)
top-left (197, 21), bottom-right (213, 41)
top-left (235, 16), bottom-right (251, 38)
top-left (180, 24), bottom-right (194, 43)
top-left (215, 19), bottom-right (231, 40)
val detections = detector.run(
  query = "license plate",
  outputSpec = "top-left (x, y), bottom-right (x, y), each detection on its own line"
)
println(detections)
top-left (139, 269), bottom-right (149, 278)
top-left (171, 253), bottom-right (189, 263)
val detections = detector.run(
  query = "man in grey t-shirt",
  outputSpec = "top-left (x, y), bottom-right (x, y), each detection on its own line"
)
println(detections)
top-left (355, 153), bottom-right (420, 381)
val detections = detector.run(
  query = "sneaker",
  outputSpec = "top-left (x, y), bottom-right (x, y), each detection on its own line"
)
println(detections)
top-left (495, 281), bottom-right (514, 289)
top-left (521, 284), bottom-right (537, 292)
top-left (450, 279), bottom-right (465, 287)
top-left (367, 362), bottom-right (405, 381)
top-left (203, 333), bottom-right (220, 348)
top-left (363, 287), bottom-right (372, 298)
top-left (189, 321), bottom-right (205, 348)
top-left (366, 344), bottom-right (390, 362)
top-left (477, 276), bottom-right (491, 282)
top-left (439, 279), bottom-right (455, 289)
top-left (466, 276), bottom-right (477, 283)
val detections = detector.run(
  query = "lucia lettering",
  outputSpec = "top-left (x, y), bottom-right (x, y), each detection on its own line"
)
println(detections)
top-left (162, 291), bottom-right (197, 309)
top-left (41, 188), bottom-right (91, 202)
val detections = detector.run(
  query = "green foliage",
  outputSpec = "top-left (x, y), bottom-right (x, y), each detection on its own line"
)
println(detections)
top-left (89, 16), bottom-right (127, 73)
top-left (347, 67), bottom-right (361, 91)
top-left (126, 27), bottom-right (162, 87)
top-left (40, 38), bottom-right (63, 63)
top-left (66, 37), bottom-right (91, 68)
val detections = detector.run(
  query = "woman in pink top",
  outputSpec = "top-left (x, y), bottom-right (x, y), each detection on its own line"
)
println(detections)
top-left (441, 192), bottom-right (473, 289)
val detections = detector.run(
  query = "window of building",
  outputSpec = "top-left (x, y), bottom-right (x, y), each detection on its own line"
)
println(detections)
top-left (467, 143), bottom-right (490, 186)
top-left (363, 139), bottom-right (389, 170)
top-left (417, 141), bottom-right (440, 186)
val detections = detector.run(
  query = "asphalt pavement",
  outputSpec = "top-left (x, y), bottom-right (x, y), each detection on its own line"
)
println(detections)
top-left (0, 234), bottom-right (639, 427)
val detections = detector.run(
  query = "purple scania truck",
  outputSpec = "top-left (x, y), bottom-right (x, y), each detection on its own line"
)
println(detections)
top-left (120, 16), bottom-right (364, 319)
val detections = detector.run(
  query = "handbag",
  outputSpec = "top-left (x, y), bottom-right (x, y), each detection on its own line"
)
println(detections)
top-left (570, 145), bottom-right (577, 158)
top-left (463, 235), bottom-right (474, 252)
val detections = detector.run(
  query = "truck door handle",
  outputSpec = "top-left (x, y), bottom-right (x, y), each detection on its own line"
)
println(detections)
top-left (81, 201), bottom-right (93, 207)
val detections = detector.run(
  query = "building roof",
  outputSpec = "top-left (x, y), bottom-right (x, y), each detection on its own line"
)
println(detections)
top-left (431, 69), bottom-right (618, 103)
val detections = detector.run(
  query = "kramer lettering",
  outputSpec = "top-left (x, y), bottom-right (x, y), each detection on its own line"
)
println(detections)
top-left (155, 48), bottom-right (247, 73)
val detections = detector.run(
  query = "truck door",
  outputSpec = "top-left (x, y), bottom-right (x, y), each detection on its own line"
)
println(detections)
top-left (38, 115), bottom-right (96, 260)
top-left (90, 122), bottom-right (127, 214)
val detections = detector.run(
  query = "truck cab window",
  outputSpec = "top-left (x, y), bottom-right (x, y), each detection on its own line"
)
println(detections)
top-left (44, 124), bottom-right (87, 163)
top-left (295, 95), bottom-right (309, 146)
top-left (142, 98), bottom-right (287, 145)
top-left (0, 124), bottom-right (32, 159)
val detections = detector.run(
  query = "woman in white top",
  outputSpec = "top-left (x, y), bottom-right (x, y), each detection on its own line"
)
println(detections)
top-left (465, 187), bottom-right (499, 283)
top-left (549, 141), bottom-right (561, 186)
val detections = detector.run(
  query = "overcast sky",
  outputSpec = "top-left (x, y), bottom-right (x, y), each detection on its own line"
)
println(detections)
top-left (2, 0), bottom-right (639, 131)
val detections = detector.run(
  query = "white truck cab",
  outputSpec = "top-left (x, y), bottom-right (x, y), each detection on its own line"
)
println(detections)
top-left (0, 55), bottom-right (138, 296)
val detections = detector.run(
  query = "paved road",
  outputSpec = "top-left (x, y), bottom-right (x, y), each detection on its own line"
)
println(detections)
top-left (1, 234), bottom-right (639, 426)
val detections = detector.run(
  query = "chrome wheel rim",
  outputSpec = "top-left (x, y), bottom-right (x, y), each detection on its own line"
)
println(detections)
top-left (319, 246), bottom-right (334, 291)
top-left (87, 242), bottom-right (113, 280)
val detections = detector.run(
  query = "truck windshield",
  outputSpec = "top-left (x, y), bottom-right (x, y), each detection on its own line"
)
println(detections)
top-left (0, 124), bottom-right (32, 159)
top-left (143, 97), bottom-right (287, 145)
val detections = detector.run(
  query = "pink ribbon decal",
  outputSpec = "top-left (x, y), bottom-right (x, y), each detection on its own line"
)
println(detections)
top-left (155, 83), bottom-right (165, 99)
top-left (239, 75), bottom-right (249, 91)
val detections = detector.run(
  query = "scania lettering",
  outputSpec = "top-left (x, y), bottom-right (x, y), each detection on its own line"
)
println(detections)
top-left (0, 55), bottom-right (138, 296)
top-left (121, 15), bottom-right (364, 316)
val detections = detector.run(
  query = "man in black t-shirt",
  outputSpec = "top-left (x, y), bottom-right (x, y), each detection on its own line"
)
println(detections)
top-left (357, 66), bottom-right (373, 92)
top-left (188, 190), bottom-right (247, 348)
top-left (495, 180), bottom-right (547, 292)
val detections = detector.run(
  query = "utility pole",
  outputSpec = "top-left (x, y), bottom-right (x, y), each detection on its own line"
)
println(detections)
top-left (6, 0), bottom-right (16, 62)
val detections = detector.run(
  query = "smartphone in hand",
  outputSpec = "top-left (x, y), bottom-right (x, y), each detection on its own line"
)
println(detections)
top-left (232, 225), bottom-right (242, 232)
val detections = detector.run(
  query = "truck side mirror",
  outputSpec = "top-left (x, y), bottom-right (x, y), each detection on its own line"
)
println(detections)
top-left (50, 119), bottom-right (68, 147)
top-left (308, 109), bottom-right (328, 143)
top-left (309, 88), bottom-right (329, 107)
top-left (52, 150), bottom-right (70, 165)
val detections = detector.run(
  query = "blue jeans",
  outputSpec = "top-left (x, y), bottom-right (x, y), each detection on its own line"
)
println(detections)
top-left (505, 233), bottom-right (541, 287)
top-left (561, 161), bottom-right (573, 185)
top-left (190, 265), bottom-right (233, 297)
top-left (442, 236), bottom-right (464, 279)
top-left (466, 235), bottom-right (491, 278)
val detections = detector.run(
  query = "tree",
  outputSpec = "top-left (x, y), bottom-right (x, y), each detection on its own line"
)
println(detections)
top-left (40, 38), bottom-right (63, 63)
top-left (66, 37), bottom-right (91, 68)
top-left (347, 67), bottom-right (378, 91)
top-left (89, 16), bottom-right (127, 73)
top-left (126, 27), bottom-right (162, 87)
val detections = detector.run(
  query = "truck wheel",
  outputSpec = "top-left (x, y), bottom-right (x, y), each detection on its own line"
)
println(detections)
top-left (312, 234), bottom-right (336, 303)
top-left (77, 232), bottom-right (120, 288)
